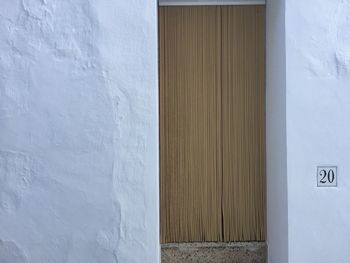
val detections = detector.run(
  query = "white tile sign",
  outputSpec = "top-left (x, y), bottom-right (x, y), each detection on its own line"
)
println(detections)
top-left (317, 166), bottom-right (337, 187)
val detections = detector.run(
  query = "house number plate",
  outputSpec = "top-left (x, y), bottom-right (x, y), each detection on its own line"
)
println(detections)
top-left (317, 166), bottom-right (337, 187)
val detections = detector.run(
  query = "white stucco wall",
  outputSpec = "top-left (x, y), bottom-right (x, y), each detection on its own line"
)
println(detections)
top-left (0, 0), bottom-right (159, 262)
top-left (266, 1), bottom-right (288, 263)
top-left (1, 0), bottom-right (349, 262)
top-left (286, 0), bottom-right (350, 262)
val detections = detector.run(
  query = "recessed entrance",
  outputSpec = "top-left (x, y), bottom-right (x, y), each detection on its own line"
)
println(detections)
top-left (159, 3), bottom-right (266, 246)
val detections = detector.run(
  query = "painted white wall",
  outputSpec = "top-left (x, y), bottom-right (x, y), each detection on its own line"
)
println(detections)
top-left (0, 0), bottom-right (159, 262)
top-left (286, 0), bottom-right (350, 262)
top-left (266, 0), bottom-right (288, 263)
top-left (1, 0), bottom-right (348, 262)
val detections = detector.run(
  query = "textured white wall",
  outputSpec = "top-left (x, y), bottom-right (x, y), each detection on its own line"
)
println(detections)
top-left (286, 0), bottom-right (350, 262)
top-left (2, 0), bottom-right (348, 262)
top-left (0, 0), bottom-right (159, 262)
top-left (266, 0), bottom-right (288, 263)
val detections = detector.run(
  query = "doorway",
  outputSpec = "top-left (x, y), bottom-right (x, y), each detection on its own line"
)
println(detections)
top-left (159, 4), bottom-right (265, 243)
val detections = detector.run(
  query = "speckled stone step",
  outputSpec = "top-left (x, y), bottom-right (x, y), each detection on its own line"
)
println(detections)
top-left (161, 242), bottom-right (267, 263)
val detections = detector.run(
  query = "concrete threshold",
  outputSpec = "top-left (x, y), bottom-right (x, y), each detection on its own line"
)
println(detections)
top-left (161, 242), bottom-right (267, 263)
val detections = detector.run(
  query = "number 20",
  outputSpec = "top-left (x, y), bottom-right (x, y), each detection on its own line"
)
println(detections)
top-left (319, 169), bottom-right (335, 184)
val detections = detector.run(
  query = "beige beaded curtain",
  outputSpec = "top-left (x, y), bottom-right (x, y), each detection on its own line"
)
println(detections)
top-left (159, 5), bottom-right (266, 243)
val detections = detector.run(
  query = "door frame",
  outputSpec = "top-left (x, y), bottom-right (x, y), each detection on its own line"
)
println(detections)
top-left (159, 0), bottom-right (265, 6)
top-left (157, 0), bottom-right (267, 244)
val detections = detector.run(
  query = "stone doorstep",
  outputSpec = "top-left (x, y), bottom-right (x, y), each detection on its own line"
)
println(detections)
top-left (161, 242), bottom-right (267, 263)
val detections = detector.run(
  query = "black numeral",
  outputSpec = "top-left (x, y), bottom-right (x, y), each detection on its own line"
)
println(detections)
top-left (319, 169), bottom-right (335, 184)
